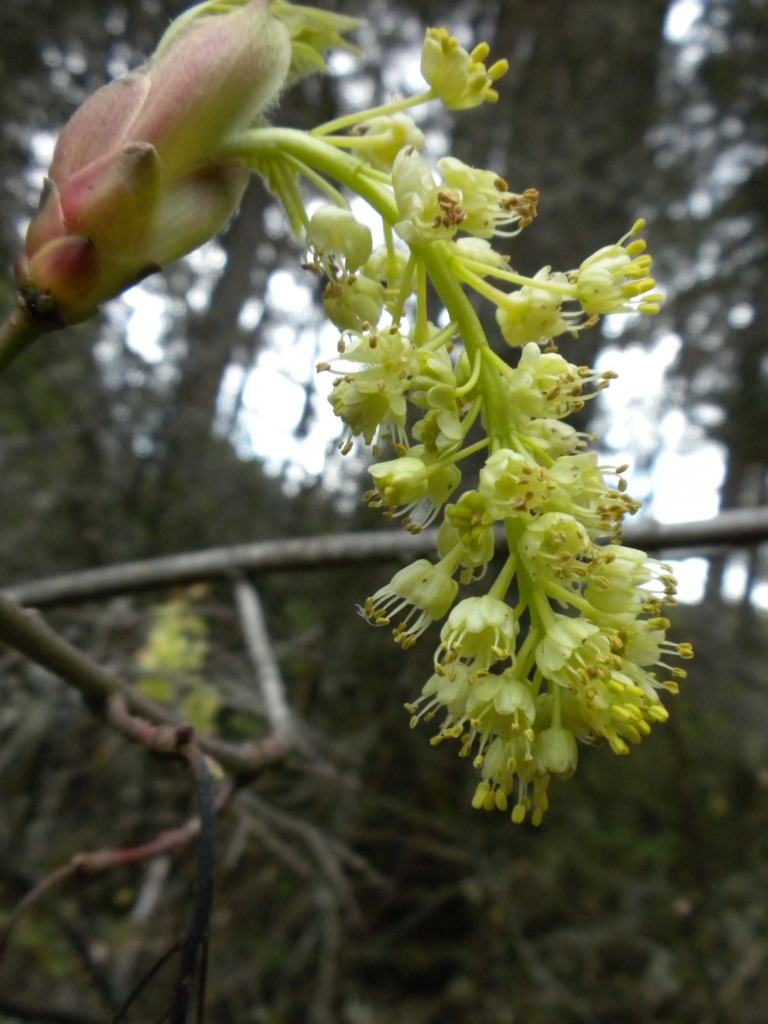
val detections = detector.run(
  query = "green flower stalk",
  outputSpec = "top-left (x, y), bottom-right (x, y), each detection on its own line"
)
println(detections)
top-left (4, 2), bottom-right (692, 826)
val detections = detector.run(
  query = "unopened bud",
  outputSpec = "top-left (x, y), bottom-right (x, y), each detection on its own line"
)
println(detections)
top-left (17, 0), bottom-right (292, 326)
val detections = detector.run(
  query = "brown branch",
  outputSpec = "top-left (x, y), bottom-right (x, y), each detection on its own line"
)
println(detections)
top-left (234, 578), bottom-right (293, 738)
top-left (0, 710), bottom-right (225, 1024)
top-left (170, 742), bottom-right (217, 1024)
top-left (112, 941), bottom-right (181, 1024)
top-left (0, 758), bottom-right (233, 968)
top-left (239, 792), bottom-right (361, 922)
top-left (6, 507), bottom-right (768, 609)
top-left (235, 811), bottom-right (315, 880)
top-left (0, 594), bottom-right (292, 778)
top-left (0, 301), bottom-right (46, 375)
top-left (4, 530), bottom-right (428, 607)
top-left (0, 999), bottom-right (104, 1024)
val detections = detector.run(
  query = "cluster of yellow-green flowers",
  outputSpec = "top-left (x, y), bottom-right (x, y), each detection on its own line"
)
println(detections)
top-left (219, 17), bottom-right (691, 825)
top-left (9, 0), bottom-right (692, 825)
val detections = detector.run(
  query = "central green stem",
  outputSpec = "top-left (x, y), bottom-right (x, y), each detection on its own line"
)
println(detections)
top-left (229, 127), bottom-right (515, 452)
top-left (225, 127), bottom-right (399, 221)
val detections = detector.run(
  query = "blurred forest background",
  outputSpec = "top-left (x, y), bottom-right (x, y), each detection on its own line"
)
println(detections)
top-left (1, 0), bottom-right (768, 1021)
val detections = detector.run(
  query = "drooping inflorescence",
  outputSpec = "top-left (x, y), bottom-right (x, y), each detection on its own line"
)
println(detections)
top-left (6, 0), bottom-right (693, 826)
top-left (221, 14), bottom-right (693, 825)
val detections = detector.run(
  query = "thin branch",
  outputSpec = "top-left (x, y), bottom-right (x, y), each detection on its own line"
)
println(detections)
top-left (0, 872), bottom-right (119, 1014)
top-left (0, 1000), bottom-right (104, 1024)
top-left (112, 941), bottom-right (181, 1024)
top-left (6, 507), bottom-right (768, 609)
top-left (56, 917), bottom-right (121, 1014)
top-left (129, 856), bottom-right (172, 927)
top-left (0, 862), bottom-right (76, 964)
top-left (0, 594), bottom-right (292, 778)
top-left (233, 807), bottom-right (315, 880)
top-left (0, 301), bottom-right (46, 375)
top-left (239, 793), bottom-right (360, 922)
top-left (2, 716), bottom-right (219, 1024)
top-left (195, 938), bottom-right (209, 1024)
top-left (309, 885), bottom-right (340, 1024)
top-left (233, 578), bottom-right (293, 738)
top-left (4, 530), bottom-right (428, 607)
top-left (0, 776), bottom-right (233, 967)
top-left (170, 743), bottom-right (217, 1024)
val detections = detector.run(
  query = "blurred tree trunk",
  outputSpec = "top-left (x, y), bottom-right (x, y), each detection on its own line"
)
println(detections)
top-left (146, 184), bottom-right (270, 550)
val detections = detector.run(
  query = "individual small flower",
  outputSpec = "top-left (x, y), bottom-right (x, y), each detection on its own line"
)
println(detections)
top-left (364, 557), bottom-right (459, 646)
top-left (542, 452), bottom-right (642, 539)
top-left (585, 546), bottom-right (677, 618)
top-left (17, 0), bottom-right (292, 326)
top-left (534, 727), bottom-right (578, 777)
top-left (520, 418), bottom-right (585, 459)
top-left (328, 376), bottom-right (407, 450)
top-left (323, 325), bottom-right (418, 449)
top-left (323, 273), bottom-right (384, 331)
top-left (438, 595), bottom-right (518, 669)
top-left (535, 614), bottom-right (601, 675)
top-left (472, 736), bottom-right (538, 819)
top-left (412, 387), bottom-right (464, 454)
top-left (575, 220), bottom-right (664, 316)
top-left (451, 237), bottom-right (510, 275)
top-left (368, 456), bottom-right (429, 508)
top-left (545, 626), bottom-right (684, 756)
top-left (411, 345), bottom-right (457, 398)
top-left (420, 27), bottom-right (508, 109)
top-left (414, 460), bottom-right (463, 529)
top-left (346, 324), bottom-right (417, 364)
top-left (438, 157), bottom-right (538, 238)
top-left (495, 268), bottom-right (581, 346)
top-left (519, 512), bottom-right (597, 583)
top-left (308, 205), bottom-right (372, 273)
top-left (479, 448), bottom-right (554, 519)
top-left (443, 491), bottom-right (496, 567)
top-left (407, 662), bottom-right (474, 729)
top-left (621, 617), bottom-right (692, 674)
top-left (506, 343), bottom-right (609, 420)
top-left (409, 344), bottom-right (466, 452)
top-left (354, 113), bottom-right (425, 172)
top-left (363, 245), bottom-right (413, 294)
top-left (465, 671), bottom-right (536, 723)
top-left (392, 147), bottom-right (463, 243)
top-left (381, 447), bottom-right (462, 533)
top-left (270, 1), bottom-right (361, 83)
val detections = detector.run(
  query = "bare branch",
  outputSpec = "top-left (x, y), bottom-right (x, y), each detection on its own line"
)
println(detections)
top-left (309, 885), bottom-right (340, 1024)
top-left (170, 742), bottom-right (217, 1024)
top-left (239, 793), bottom-right (360, 922)
top-left (236, 810), bottom-right (315, 880)
top-left (112, 941), bottom-right (181, 1024)
top-left (0, 594), bottom-right (292, 778)
top-left (0, 999), bottom-right (104, 1024)
top-left (0, 719), bottom-right (222, 1024)
top-left (0, 762), bottom-right (232, 969)
top-left (233, 579), bottom-right (293, 738)
top-left (4, 530), bottom-right (425, 607)
top-left (6, 507), bottom-right (768, 609)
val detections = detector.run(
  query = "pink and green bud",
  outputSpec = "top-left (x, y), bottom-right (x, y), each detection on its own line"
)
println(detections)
top-left (16, 0), bottom-right (291, 326)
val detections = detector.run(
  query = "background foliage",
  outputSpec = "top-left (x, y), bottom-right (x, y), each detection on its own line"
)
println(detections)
top-left (1, 1), bottom-right (768, 1021)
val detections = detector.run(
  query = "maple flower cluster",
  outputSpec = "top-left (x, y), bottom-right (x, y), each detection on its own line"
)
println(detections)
top-left (239, 22), bottom-right (690, 826)
top-left (15, 0), bottom-right (691, 826)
